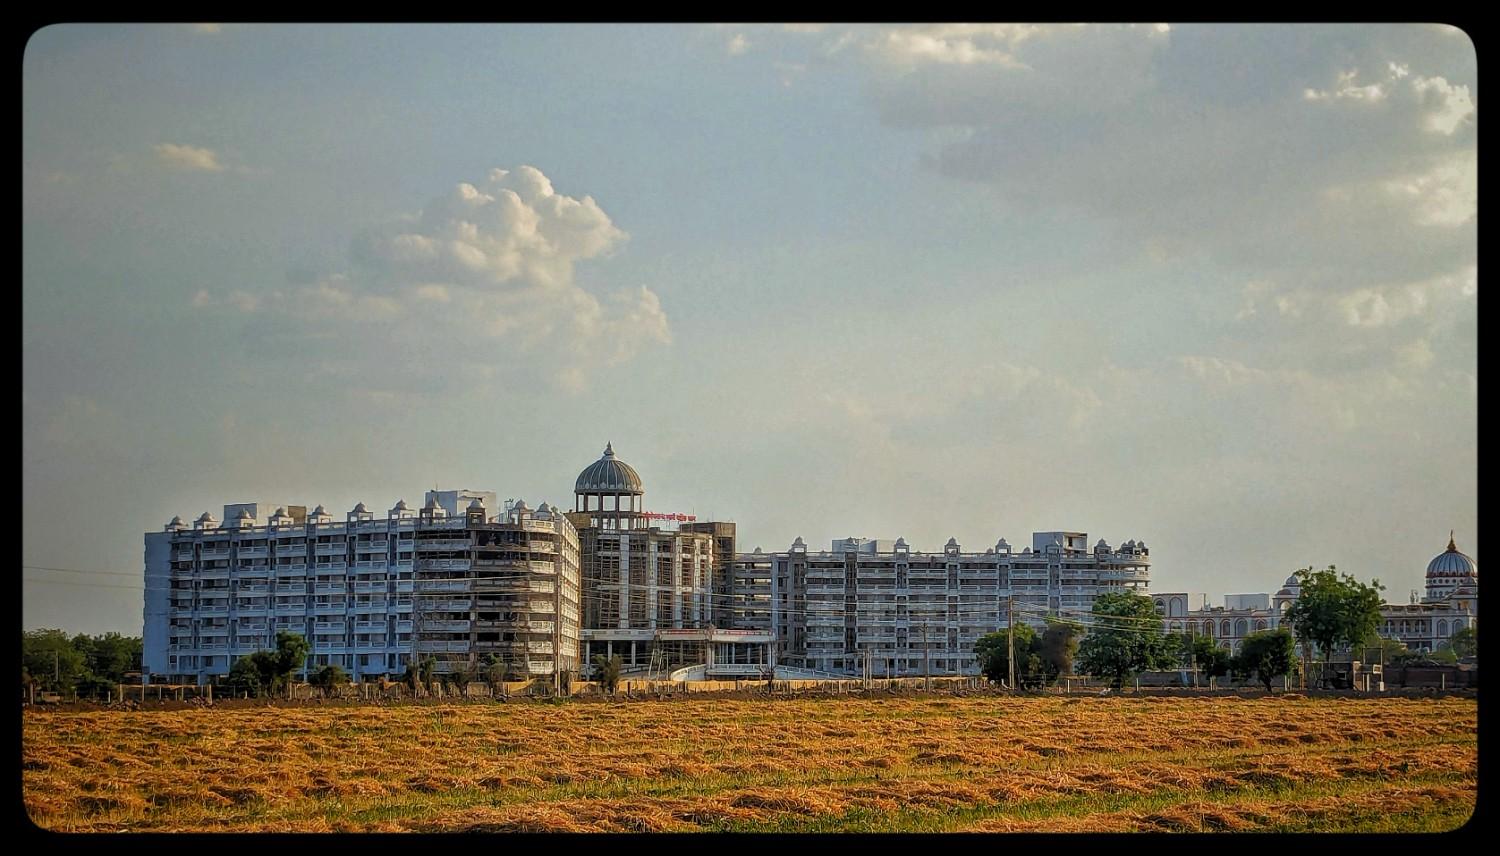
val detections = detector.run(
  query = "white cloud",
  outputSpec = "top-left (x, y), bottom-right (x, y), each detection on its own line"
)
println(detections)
top-left (727, 33), bottom-right (750, 56)
top-left (1410, 74), bottom-right (1475, 134)
top-left (195, 166), bottom-right (669, 392)
top-left (868, 24), bottom-right (1041, 68)
top-left (153, 143), bottom-right (224, 172)
top-left (356, 165), bottom-right (626, 290)
top-left (1304, 69), bottom-right (1386, 102)
top-left (1384, 149), bottom-right (1476, 226)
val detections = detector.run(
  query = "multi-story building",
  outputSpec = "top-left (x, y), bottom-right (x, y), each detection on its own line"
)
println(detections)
top-left (411, 496), bottom-right (581, 681)
top-left (732, 531), bottom-right (1152, 677)
top-left (565, 444), bottom-right (768, 677)
top-left (143, 489), bottom-right (578, 686)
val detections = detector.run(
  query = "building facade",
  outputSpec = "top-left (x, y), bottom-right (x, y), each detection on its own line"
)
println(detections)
top-left (731, 532), bottom-right (1153, 677)
top-left (143, 489), bottom-right (578, 685)
top-left (565, 444), bottom-right (765, 676)
top-left (411, 497), bottom-right (581, 681)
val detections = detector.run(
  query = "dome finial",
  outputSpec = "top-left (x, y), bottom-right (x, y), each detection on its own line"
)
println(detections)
top-left (1449, 530), bottom-right (1457, 552)
top-left (604, 441), bottom-right (614, 457)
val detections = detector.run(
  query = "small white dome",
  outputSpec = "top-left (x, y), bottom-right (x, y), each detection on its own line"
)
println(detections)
top-left (352, 502), bottom-right (369, 514)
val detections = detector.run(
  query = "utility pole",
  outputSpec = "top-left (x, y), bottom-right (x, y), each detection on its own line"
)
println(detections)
top-left (922, 622), bottom-right (931, 692)
top-left (1007, 592), bottom-right (1016, 691)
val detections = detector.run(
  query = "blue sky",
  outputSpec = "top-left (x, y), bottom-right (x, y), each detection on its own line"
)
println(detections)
top-left (24, 24), bottom-right (1476, 634)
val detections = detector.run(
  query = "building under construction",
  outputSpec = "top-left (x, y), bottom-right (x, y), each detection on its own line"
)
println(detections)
top-left (412, 496), bottom-right (581, 682)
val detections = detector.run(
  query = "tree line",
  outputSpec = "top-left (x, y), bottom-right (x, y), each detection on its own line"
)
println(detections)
top-left (21, 630), bottom-right (143, 699)
top-left (975, 566), bottom-right (1476, 691)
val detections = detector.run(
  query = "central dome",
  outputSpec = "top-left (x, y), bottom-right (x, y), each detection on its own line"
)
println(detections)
top-left (1427, 532), bottom-right (1478, 579)
top-left (575, 442), bottom-right (644, 495)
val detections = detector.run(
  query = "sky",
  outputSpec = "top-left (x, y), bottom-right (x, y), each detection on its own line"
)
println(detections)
top-left (23, 24), bottom-right (1476, 635)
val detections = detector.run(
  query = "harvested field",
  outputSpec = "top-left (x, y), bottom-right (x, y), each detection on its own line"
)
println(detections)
top-left (23, 695), bottom-right (1476, 832)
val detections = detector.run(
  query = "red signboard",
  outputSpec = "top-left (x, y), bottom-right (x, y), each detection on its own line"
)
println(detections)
top-left (640, 511), bottom-right (697, 522)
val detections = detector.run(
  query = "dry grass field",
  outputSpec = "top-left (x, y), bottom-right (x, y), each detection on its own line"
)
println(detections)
top-left (23, 694), bottom-right (1476, 832)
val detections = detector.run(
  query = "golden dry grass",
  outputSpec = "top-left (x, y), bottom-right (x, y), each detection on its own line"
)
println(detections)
top-left (22, 695), bottom-right (1476, 832)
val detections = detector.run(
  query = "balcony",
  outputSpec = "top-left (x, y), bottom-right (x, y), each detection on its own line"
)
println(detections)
top-left (274, 603), bottom-right (308, 615)
top-left (312, 602), bottom-right (346, 614)
top-left (354, 620), bottom-right (386, 633)
top-left (235, 605), bottom-right (270, 617)
top-left (237, 582), bottom-right (271, 593)
top-left (197, 588), bottom-right (231, 599)
top-left (416, 538), bottom-right (471, 551)
top-left (420, 558), bottom-right (472, 571)
top-left (199, 567), bottom-right (231, 580)
top-left (416, 641), bottom-right (471, 654)
top-left (237, 546), bottom-right (270, 559)
top-left (416, 580), bottom-right (469, 593)
top-left (276, 564), bottom-right (309, 576)
top-left (353, 581), bottom-right (388, 594)
top-left (351, 601), bottom-right (390, 614)
top-left (315, 541), bottom-right (348, 555)
top-left (314, 582), bottom-right (346, 595)
top-left (395, 620), bottom-right (413, 633)
top-left (425, 620), bottom-right (471, 632)
top-left (201, 548), bottom-right (232, 559)
top-left (395, 579), bottom-right (414, 593)
top-left (354, 642), bottom-right (389, 653)
top-left (354, 559), bottom-right (388, 570)
top-left (426, 598), bottom-right (471, 610)
top-left (314, 621), bottom-right (347, 633)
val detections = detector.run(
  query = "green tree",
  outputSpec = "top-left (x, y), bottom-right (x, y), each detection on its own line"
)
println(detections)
top-left (309, 664), bottom-right (350, 694)
top-left (1076, 592), bottom-right (1176, 689)
top-left (274, 631), bottom-right (311, 691)
top-left (1036, 621), bottom-right (1080, 685)
top-left (1442, 627), bottom-right (1477, 659)
top-left (21, 630), bottom-right (89, 696)
top-left (593, 653), bottom-right (623, 695)
top-left (225, 657), bottom-right (264, 697)
top-left (1284, 566), bottom-right (1385, 685)
top-left (89, 633), bottom-right (142, 683)
top-left (1182, 633), bottom-right (1233, 683)
top-left (1232, 629), bottom-right (1297, 692)
top-left (974, 623), bottom-right (1039, 687)
top-left (246, 650), bottom-right (283, 694)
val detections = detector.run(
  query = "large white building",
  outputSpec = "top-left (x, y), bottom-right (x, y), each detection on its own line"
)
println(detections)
top-left (143, 489), bottom-right (576, 685)
top-left (731, 531), bottom-right (1152, 677)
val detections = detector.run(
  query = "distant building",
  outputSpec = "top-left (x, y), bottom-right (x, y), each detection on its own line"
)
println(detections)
top-left (1158, 533), bottom-right (1478, 656)
top-left (732, 532), bottom-right (1153, 677)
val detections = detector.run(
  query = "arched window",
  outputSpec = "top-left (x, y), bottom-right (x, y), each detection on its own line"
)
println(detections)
top-left (1221, 619), bottom-right (1232, 637)
top-left (1203, 621), bottom-right (1214, 637)
top-left (1234, 619), bottom-right (1248, 637)
top-left (1255, 619), bottom-right (1267, 632)
top-left (1171, 597), bottom-right (1185, 617)
top-left (1154, 600), bottom-right (1166, 616)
